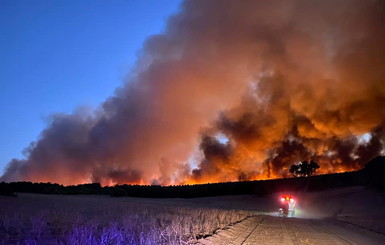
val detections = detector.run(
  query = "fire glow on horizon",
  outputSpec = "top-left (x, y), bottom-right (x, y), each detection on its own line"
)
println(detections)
top-left (1, 0), bottom-right (385, 186)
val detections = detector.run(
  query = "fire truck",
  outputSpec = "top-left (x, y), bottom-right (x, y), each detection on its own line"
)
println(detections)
top-left (279, 195), bottom-right (296, 217)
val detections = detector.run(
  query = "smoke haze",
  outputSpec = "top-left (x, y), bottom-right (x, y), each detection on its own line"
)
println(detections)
top-left (2, 0), bottom-right (385, 185)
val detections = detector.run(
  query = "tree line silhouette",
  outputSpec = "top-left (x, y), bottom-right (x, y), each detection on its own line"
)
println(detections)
top-left (1, 156), bottom-right (384, 197)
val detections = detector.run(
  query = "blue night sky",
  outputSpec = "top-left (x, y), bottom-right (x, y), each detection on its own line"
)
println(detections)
top-left (0, 0), bottom-right (182, 175)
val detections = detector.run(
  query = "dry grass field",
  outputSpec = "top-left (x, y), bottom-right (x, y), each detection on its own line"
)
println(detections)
top-left (0, 193), bottom-right (258, 244)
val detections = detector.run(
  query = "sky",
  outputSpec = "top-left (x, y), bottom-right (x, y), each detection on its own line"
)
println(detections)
top-left (0, 0), bottom-right (182, 175)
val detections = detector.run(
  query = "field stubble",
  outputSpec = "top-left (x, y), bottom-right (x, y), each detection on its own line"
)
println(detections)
top-left (0, 193), bottom-right (257, 245)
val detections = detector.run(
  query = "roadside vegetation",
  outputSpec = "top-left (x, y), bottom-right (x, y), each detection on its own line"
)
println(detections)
top-left (0, 194), bottom-right (257, 244)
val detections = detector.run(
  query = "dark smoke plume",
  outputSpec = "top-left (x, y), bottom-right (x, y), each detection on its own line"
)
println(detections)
top-left (2, 0), bottom-right (385, 185)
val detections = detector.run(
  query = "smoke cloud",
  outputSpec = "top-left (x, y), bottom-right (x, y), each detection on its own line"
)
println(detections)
top-left (2, 0), bottom-right (385, 185)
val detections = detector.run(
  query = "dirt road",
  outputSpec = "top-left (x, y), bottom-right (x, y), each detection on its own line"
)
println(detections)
top-left (197, 215), bottom-right (384, 245)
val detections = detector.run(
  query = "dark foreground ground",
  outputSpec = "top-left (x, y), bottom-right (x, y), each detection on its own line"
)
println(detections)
top-left (1, 186), bottom-right (384, 244)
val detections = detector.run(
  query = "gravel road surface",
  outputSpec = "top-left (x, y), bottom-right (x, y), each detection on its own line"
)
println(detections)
top-left (197, 215), bottom-right (384, 245)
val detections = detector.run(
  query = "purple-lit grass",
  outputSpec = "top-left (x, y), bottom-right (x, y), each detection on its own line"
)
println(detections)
top-left (0, 194), bottom-right (257, 244)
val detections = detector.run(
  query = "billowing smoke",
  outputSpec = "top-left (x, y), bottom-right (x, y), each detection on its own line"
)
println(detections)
top-left (2, 0), bottom-right (385, 185)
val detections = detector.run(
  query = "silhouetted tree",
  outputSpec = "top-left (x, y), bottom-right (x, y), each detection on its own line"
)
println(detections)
top-left (364, 156), bottom-right (385, 190)
top-left (289, 160), bottom-right (320, 177)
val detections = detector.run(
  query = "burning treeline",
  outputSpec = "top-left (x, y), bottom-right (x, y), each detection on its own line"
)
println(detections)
top-left (1, 0), bottom-right (385, 185)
